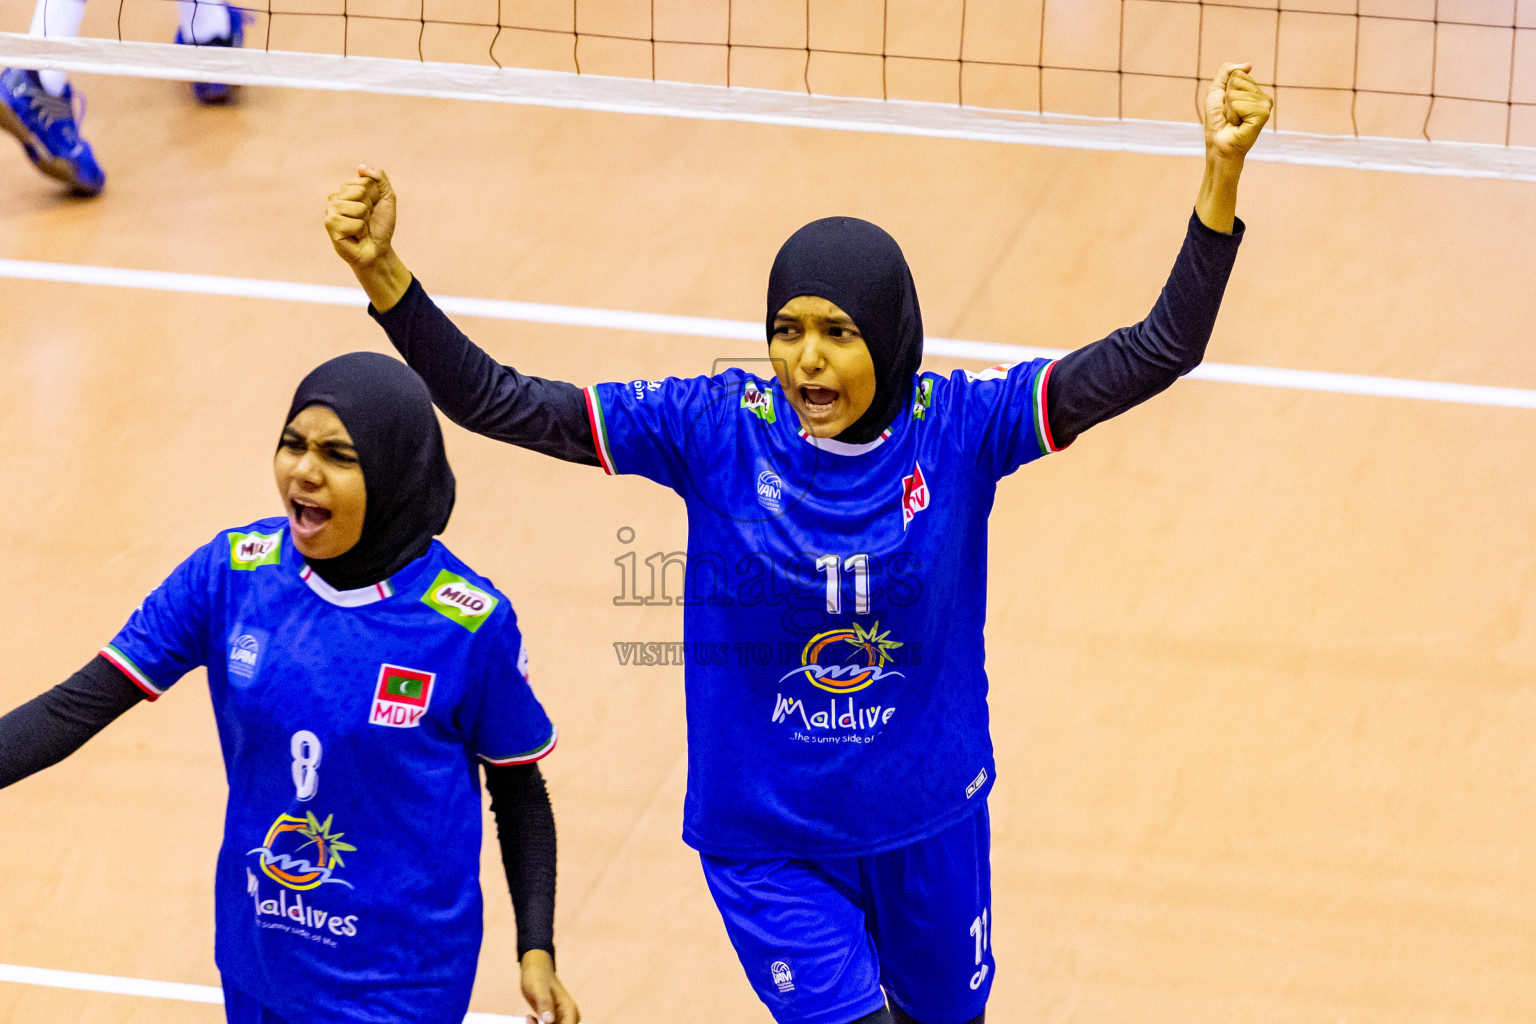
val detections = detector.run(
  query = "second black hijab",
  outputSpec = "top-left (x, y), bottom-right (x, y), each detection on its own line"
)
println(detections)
top-left (766, 217), bottom-right (925, 445)
top-left (283, 352), bottom-right (456, 591)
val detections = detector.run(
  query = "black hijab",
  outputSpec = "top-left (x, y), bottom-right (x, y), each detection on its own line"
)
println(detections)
top-left (766, 217), bottom-right (924, 445)
top-left (283, 352), bottom-right (455, 591)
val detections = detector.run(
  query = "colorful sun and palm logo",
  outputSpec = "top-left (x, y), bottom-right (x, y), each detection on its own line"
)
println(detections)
top-left (785, 621), bottom-right (906, 693)
top-left (248, 811), bottom-right (358, 891)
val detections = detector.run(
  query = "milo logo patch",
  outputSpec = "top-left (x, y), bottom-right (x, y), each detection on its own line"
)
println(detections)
top-left (421, 570), bottom-right (498, 632)
top-left (230, 531), bottom-right (282, 570)
top-left (740, 383), bottom-right (775, 423)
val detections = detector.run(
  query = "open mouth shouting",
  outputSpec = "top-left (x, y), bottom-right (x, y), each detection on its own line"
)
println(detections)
top-left (794, 382), bottom-right (845, 427)
top-left (288, 495), bottom-right (334, 543)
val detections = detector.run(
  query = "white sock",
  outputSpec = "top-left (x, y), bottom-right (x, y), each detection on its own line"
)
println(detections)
top-left (28, 0), bottom-right (87, 96)
top-left (177, 0), bottom-right (232, 44)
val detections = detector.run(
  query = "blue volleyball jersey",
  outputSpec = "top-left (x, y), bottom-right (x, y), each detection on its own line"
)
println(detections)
top-left (585, 361), bottom-right (1062, 857)
top-left (100, 519), bottom-right (556, 1024)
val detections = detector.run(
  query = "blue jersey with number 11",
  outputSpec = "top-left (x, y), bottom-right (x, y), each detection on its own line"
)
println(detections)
top-left (586, 360), bottom-right (1061, 858)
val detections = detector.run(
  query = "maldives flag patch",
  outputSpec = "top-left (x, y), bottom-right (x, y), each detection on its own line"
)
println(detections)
top-left (901, 462), bottom-right (930, 529)
top-left (370, 664), bottom-right (435, 729)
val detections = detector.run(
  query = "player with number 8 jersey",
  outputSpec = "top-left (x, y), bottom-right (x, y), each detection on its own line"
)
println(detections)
top-left (0, 354), bottom-right (579, 1024)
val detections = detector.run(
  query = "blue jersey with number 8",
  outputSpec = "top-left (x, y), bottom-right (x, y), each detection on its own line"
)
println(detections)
top-left (585, 362), bottom-right (1060, 858)
top-left (102, 519), bottom-right (555, 1024)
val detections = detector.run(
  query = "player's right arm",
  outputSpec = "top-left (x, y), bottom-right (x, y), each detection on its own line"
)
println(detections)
top-left (325, 168), bottom-right (600, 466)
top-left (0, 538), bottom-right (216, 789)
top-left (0, 658), bottom-right (145, 788)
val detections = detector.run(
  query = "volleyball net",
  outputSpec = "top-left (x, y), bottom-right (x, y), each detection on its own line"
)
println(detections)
top-left (3, 0), bottom-right (1536, 179)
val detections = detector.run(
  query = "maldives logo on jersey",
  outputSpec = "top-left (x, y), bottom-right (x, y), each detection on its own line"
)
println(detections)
top-left (369, 664), bottom-right (435, 728)
top-left (901, 462), bottom-right (930, 529)
top-left (229, 530), bottom-right (281, 570)
top-left (421, 569), bottom-right (498, 632)
top-left (779, 621), bottom-right (905, 694)
top-left (248, 810), bottom-right (357, 891)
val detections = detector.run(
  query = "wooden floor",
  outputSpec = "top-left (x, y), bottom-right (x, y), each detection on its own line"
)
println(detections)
top-left (3, 23), bottom-right (1536, 1024)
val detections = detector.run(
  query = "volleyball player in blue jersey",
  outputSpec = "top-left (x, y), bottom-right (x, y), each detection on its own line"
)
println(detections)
top-left (327, 64), bottom-right (1271, 1024)
top-left (0, 354), bottom-right (580, 1024)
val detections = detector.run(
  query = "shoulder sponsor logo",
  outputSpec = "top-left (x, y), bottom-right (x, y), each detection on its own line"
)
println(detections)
top-left (901, 462), bottom-right (930, 529)
top-left (912, 377), bottom-right (934, 420)
top-left (740, 382), bottom-right (776, 423)
top-left (967, 767), bottom-right (989, 799)
top-left (370, 664), bottom-right (435, 728)
top-left (229, 530), bottom-right (282, 570)
top-left (421, 569), bottom-right (499, 632)
top-left (227, 627), bottom-right (269, 679)
top-left (516, 641), bottom-right (530, 682)
top-left (629, 379), bottom-right (663, 401)
top-left (770, 961), bottom-right (795, 993)
top-left (962, 363), bottom-right (1015, 382)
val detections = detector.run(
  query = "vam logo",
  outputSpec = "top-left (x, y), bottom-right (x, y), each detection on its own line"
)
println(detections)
top-left (229, 530), bottom-right (282, 570)
top-left (770, 960), bottom-right (795, 993)
top-left (227, 628), bottom-right (269, 679)
top-left (421, 570), bottom-right (499, 632)
top-left (756, 469), bottom-right (783, 513)
top-left (369, 664), bottom-right (435, 728)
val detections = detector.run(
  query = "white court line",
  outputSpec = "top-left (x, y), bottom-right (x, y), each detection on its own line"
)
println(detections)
top-left (4, 33), bottom-right (1536, 182)
top-left (4, 256), bottom-right (1535, 411)
top-left (0, 962), bottom-right (527, 1022)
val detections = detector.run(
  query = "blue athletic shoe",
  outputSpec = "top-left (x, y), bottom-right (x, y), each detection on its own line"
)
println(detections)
top-left (0, 68), bottom-right (105, 197)
top-left (175, 5), bottom-right (247, 105)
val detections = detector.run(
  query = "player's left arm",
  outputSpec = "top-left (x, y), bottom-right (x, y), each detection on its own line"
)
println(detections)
top-left (484, 762), bottom-right (581, 1024)
top-left (1045, 63), bottom-right (1272, 448)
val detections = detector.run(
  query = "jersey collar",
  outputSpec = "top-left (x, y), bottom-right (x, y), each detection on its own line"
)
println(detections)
top-left (795, 425), bottom-right (892, 456)
top-left (299, 564), bottom-right (396, 607)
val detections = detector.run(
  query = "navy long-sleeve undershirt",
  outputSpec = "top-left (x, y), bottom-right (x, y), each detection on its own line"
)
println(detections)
top-left (372, 211), bottom-right (1243, 456)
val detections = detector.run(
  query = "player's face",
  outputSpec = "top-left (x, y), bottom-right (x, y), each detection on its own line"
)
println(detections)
top-left (273, 405), bottom-right (367, 561)
top-left (770, 295), bottom-right (878, 438)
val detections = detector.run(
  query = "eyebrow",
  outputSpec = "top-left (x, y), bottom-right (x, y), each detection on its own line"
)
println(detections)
top-left (774, 313), bottom-right (859, 327)
top-left (282, 429), bottom-right (357, 454)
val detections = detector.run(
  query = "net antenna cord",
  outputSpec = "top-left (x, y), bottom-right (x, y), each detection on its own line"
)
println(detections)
top-left (4, 32), bottom-right (1536, 183)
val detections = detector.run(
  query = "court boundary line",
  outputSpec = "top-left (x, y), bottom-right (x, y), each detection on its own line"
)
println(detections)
top-left (3, 33), bottom-right (1536, 182)
top-left (2, 256), bottom-right (1534, 411)
top-left (0, 962), bottom-right (526, 1022)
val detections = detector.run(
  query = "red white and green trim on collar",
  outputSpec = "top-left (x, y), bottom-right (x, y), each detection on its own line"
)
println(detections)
top-left (1034, 359), bottom-right (1064, 456)
top-left (584, 386), bottom-right (617, 475)
top-left (100, 644), bottom-right (163, 701)
top-left (480, 726), bottom-right (559, 766)
top-left (300, 565), bottom-right (395, 607)
top-left (797, 426), bottom-right (892, 455)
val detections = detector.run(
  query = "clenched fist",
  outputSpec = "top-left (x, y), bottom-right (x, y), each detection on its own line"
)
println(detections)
top-left (325, 165), bottom-right (412, 312)
top-left (1203, 62), bottom-right (1273, 162)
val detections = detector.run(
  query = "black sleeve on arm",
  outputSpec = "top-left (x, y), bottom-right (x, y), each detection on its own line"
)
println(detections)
top-left (483, 761), bottom-right (557, 963)
top-left (0, 655), bottom-right (146, 789)
top-left (1045, 211), bottom-right (1245, 447)
top-left (370, 278), bottom-right (600, 467)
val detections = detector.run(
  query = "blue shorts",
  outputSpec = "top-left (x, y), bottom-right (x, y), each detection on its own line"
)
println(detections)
top-left (222, 978), bottom-right (295, 1024)
top-left (701, 804), bottom-right (994, 1024)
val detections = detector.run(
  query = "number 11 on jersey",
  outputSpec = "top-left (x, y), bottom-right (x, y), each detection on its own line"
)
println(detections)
top-left (815, 553), bottom-right (871, 615)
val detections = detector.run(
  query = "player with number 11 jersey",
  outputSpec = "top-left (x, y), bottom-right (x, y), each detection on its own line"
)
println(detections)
top-left (332, 63), bottom-right (1269, 1022)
